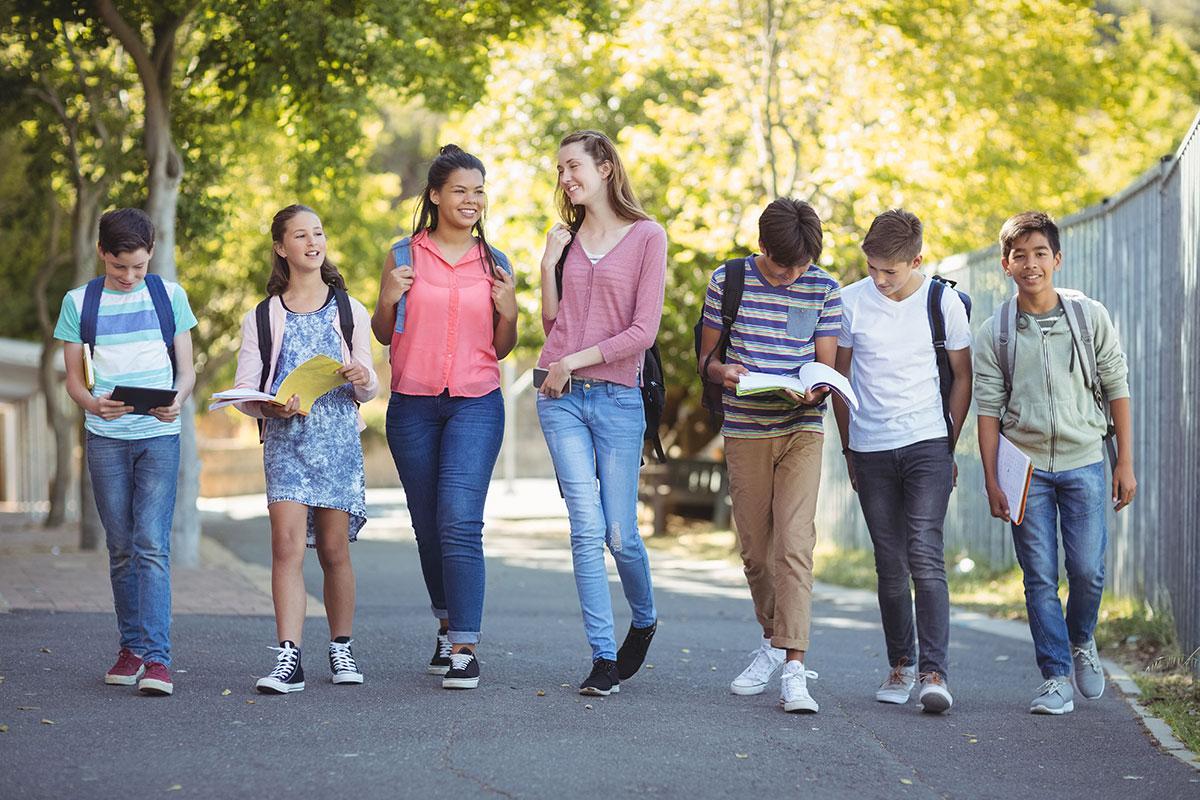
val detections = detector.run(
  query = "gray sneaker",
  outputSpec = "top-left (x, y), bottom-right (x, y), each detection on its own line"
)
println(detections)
top-left (1071, 638), bottom-right (1105, 700)
top-left (1030, 676), bottom-right (1074, 714)
top-left (875, 663), bottom-right (916, 704)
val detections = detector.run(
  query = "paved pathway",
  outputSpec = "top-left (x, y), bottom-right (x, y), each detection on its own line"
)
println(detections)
top-left (1, 483), bottom-right (1196, 799)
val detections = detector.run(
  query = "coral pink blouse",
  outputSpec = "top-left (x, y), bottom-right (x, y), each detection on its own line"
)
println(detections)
top-left (388, 230), bottom-right (500, 397)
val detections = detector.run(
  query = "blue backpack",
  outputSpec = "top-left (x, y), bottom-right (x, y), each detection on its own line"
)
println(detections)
top-left (79, 273), bottom-right (177, 385)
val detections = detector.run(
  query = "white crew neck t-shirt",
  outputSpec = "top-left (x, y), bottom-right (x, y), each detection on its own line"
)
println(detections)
top-left (837, 274), bottom-right (971, 452)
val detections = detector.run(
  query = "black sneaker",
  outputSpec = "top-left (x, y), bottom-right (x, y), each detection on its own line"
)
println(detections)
top-left (616, 620), bottom-right (657, 680)
top-left (329, 637), bottom-right (363, 684)
top-left (442, 648), bottom-right (480, 689)
top-left (428, 627), bottom-right (452, 675)
top-left (256, 641), bottom-right (305, 693)
top-left (580, 658), bottom-right (620, 696)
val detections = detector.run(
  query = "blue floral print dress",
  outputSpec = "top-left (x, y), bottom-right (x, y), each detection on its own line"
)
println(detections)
top-left (263, 297), bottom-right (366, 546)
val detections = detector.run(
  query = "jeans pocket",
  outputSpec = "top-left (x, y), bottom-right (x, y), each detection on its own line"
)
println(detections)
top-left (612, 386), bottom-right (643, 410)
top-left (786, 306), bottom-right (818, 340)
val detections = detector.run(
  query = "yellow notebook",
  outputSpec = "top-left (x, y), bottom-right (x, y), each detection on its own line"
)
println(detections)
top-left (272, 355), bottom-right (349, 416)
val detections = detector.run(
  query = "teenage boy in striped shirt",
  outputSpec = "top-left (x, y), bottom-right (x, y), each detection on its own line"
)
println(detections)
top-left (698, 197), bottom-right (842, 713)
top-left (55, 208), bottom-right (197, 696)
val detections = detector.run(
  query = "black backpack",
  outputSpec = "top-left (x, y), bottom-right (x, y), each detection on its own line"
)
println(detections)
top-left (927, 274), bottom-right (971, 451)
top-left (554, 229), bottom-right (666, 463)
top-left (253, 287), bottom-right (355, 441)
top-left (692, 258), bottom-right (746, 430)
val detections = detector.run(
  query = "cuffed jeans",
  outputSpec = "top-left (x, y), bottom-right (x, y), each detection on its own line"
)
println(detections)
top-left (1011, 461), bottom-right (1107, 679)
top-left (724, 430), bottom-right (823, 652)
top-left (386, 390), bottom-right (505, 645)
top-left (86, 432), bottom-right (179, 667)
top-left (537, 380), bottom-right (656, 662)
top-left (851, 438), bottom-right (953, 679)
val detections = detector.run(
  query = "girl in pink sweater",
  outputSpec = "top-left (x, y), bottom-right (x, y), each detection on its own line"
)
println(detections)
top-left (536, 130), bottom-right (667, 696)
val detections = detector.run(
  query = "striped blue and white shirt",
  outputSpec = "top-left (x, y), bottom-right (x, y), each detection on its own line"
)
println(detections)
top-left (701, 256), bottom-right (842, 438)
top-left (55, 278), bottom-right (197, 440)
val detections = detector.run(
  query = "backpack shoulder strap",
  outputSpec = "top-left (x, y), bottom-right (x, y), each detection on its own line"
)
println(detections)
top-left (391, 237), bottom-right (412, 334)
top-left (927, 277), bottom-right (954, 449)
top-left (995, 297), bottom-right (1018, 398)
top-left (79, 276), bottom-right (106, 354)
top-left (332, 286), bottom-right (355, 354)
top-left (1057, 291), bottom-right (1098, 392)
top-left (702, 258), bottom-right (747, 377)
top-left (142, 274), bottom-right (177, 383)
top-left (255, 297), bottom-right (273, 393)
top-left (488, 246), bottom-right (512, 275)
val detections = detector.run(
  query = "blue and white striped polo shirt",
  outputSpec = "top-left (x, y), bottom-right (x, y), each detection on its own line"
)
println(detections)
top-left (55, 278), bottom-right (197, 440)
top-left (701, 256), bottom-right (842, 438)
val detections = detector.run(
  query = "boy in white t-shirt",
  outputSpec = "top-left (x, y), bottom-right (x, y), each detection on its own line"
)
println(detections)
top-left (831, 209), bottom-right (972, 714)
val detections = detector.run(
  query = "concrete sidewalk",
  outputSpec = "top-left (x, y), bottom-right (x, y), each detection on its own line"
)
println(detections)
top-left (1, 481), bottom-right (1197, 798)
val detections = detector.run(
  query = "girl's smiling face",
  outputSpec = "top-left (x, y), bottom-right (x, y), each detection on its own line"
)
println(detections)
top-left (273, 210), bottom-right (326, 272)
top-left (557, 142), bottom-right (611, 209)
top-left (431, 168), bottom-right (486, 231)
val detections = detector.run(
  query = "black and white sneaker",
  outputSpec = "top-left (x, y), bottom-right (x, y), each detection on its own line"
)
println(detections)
top-left (442, 648), bottom-right (480, 690)
top-left (256, 641), bottom-right (305, 694)
top-left (616, 619), bottom-right (657, 680)
top-left (329, 637), bottom-right (363, 684)
top-left (580, 658), bottom-right (620, 696)
top-left (428, 628), bottom-right (452, 675)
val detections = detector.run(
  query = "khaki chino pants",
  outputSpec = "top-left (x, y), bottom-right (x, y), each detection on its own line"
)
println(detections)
top-left (724, 430), bottom-right (823, 652)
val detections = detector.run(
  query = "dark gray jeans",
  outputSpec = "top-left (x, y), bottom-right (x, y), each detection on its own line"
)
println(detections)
top-left (851, 438), bottom-right (953, 679)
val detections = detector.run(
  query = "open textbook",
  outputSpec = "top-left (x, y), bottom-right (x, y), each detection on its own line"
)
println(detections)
top-left (735, 362), bottom-right (859, 410)
top-left (208, 355), bottom-right (349, 416)
top-left (992, 433), bottom-right (1034, 525)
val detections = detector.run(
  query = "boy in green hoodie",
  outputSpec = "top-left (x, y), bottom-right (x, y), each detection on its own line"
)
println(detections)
top-left (974, 211), bottom-right (1137, 715)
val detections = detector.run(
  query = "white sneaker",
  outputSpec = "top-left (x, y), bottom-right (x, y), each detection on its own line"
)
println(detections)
top-left (917, 673), bottom-right (953, 714)
top-left (730, 636), bottom-right (786, 696)
top-left (779, 661), bottom-right (819, 713)
top-left (876, 663), bottom-right (917, 704)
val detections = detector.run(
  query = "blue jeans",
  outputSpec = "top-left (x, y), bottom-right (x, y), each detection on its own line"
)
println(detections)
top-left (851, 438), bottom-right (953, 679)
top-left (386, 390), bottom-right (504, 645)
top-left (537, 380), bottom-right (656, 661)
top-left (86, 432), bottom-right (180, 667)
top-left (1011, 461), bottom-right (1107, 679)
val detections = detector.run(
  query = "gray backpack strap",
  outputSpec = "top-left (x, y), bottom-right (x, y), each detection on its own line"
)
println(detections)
top-left (1058, 291), bottom-right (1117, 464)
top-left (994, 297), bottom-right (1017, 398)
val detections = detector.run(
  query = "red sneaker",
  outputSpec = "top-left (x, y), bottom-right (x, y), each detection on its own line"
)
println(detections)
top-left (137, 661), bottom-right (174, 695)
top-left (104, 649), bottom-right (145, 685)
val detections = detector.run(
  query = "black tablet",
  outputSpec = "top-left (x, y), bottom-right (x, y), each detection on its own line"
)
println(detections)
top-left (109, 385), bottom-right (177, 416)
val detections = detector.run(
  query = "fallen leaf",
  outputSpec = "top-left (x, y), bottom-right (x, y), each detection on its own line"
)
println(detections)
top-left (969, 739), bottom-right (978, 744)
top-left (0, 725), bottom-right (8, 732)
top-left (16, 707), bottom-right (39, 711)
top-left (811, 727), bottom-right (819, 731)
top-left (995, 655), bottom-right (1010, 661)
top-left (536, 690), bottom-right (545, 697)
top-left (1122, 776), bottom-right (1144, 780)
top-left (40, 719), bottom-right (55, 725)
top-left (221, 689), bottom-right (231, 696)
top-left (734, 753), bottom-right (749, 759)
top-left (166, 785), bottom-right (183, 791)
top-left (40, 648), bottom-right (51, 654)
top-left (584, 704), bottom-right (593, 710)
top-left (900, 779), bottom-right (913, 785)
top-left (645, 665), bottom-right (655, 669)
top-left (321, 721), bottom-right (330, 725)
top-left (679, 658), bottom-right (691, 662)
top-left (247, 700), bottom-right (255, 704)
top-left (681, 648), bottom-right (691, 654)
top-left (561, 683), bottom-right (570, 687)
top-left (711, 666), bottom-right (717, 671)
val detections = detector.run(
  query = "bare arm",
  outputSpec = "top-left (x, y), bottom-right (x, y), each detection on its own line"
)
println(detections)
top-left (947, 347), bottom-right (972, 447)
top-left (977, 414), bottom-right (1010, 522)
top-left (832, 345), bottom-right (856, 491)
top-left (62, 341), bottom-right (133, 421)
top-left (1109, 396), bottom-right (1136, 511)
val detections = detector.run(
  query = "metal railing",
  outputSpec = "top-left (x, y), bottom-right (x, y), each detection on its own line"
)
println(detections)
top-left (816, 109), bottom-right (1200, 661)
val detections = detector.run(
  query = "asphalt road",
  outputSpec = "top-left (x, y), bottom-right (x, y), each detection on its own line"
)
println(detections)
top-left (1, 500), bottom-right (1197, 799)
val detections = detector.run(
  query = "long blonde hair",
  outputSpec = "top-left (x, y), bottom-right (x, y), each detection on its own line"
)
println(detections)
top-left (555, 130), bottom-right (651, 229)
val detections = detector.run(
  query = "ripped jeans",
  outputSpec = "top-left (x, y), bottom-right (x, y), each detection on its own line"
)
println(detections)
top-left (537, 379), bottom-right (657, 661)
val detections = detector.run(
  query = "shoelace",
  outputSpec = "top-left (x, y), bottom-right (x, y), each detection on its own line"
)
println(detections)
top-left (783, 666), bottom-right (819, 683)
top-left (266, 645), bottom-right (299, 679)
top-left (329, 641), bottom-right (358, 673)
top-left (448, 652), bottom-right (474, 671)
top-left (1072, 643), bottom-right (1100, 670)
top-left (881, 663), bottom-right (913, 688)
top-left (743, 645), bottom-right (781, 677)
top-left (436, 635), bottom-right (453, 660)
top-left (919, 671), bottom-right (947, 687)
top-left (1036, 677), bottom-right (1069, 696)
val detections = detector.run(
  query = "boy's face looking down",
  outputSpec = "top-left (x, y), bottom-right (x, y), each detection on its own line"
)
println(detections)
top-left (755, 246), bottom-right (807, 287)
top-left (99, 245), bottom-right (153, 293)
top-left (1001, 231), bottom-right (1061, 297)
top-left (866, 254), bottom-right (922, 301)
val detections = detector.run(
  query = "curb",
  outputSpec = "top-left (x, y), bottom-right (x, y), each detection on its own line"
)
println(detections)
top-left (1103, 658), bottom-right (1200, 772)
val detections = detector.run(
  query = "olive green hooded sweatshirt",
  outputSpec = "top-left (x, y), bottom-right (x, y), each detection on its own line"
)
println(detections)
top-left (974, 293), bottom-right (1129, 473)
